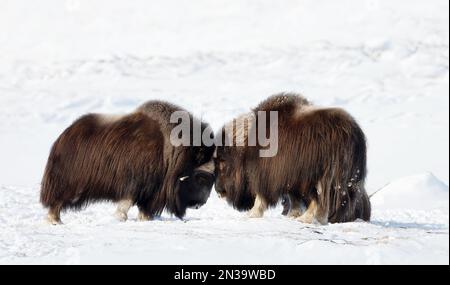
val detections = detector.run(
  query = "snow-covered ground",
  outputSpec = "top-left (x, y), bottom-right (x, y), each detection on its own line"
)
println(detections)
top-left (0, 0), bottom-right (448, 264)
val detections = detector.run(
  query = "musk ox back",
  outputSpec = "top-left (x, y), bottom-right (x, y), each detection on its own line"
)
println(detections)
top-left (214, 93), bottom-right (371, 224)
top-left (41, 100), bottom-right (215, 224)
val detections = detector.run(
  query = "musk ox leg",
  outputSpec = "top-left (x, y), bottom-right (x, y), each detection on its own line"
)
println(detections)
top-left (137, 211), bottom-right (153, 222)
top-left (248, 195), bottom-right (267, 218)
top-left (297, 200), bottom-right (319, 224)
top-left (136, 202), bottom-right (154, 222)
top-left (46, 206), bottom-right (62, 225)
top-left (287, 194), bottom-right (304, 218)
top-left (314, 181), bottom-right (329, 225)
top-left (314, 205), bottom-right (329, 225)
top-left (298, 183), bottom-right (329, 225)
top-left (115, 199), bottom-right (133, 222)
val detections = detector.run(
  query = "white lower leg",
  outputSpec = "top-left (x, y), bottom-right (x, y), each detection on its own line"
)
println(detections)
top-left (47, 208), bottom-right (62, 225)
top-left (115, 199), bottom-right (133, 222)
top-left (315, 182), bottom-right (329, 225)
top-left (297, 200), bottom-right (318, 224)
top-left (248, 195), bottom-right (267, 218)
top-left (298, 183), bottom-right (328, 225)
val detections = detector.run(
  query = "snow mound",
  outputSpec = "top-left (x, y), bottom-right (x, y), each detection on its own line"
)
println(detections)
top-left (371, 173), bottom-right (449, 211)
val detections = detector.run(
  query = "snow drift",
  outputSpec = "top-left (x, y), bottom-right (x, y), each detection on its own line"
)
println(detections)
top-left (371, 173), bottom-right (449, 211)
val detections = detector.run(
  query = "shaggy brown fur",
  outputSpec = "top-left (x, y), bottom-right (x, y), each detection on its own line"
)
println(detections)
top-left (41, 100), bottom-right (215, 224)
top-left (215, 93), bottom-right (371, 224)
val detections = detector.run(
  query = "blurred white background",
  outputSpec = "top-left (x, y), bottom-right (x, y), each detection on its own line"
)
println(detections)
top-left (0, 0), bottom-right (448, 188)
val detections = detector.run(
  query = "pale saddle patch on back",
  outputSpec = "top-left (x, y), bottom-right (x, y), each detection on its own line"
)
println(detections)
top-left (294, 104), bottom-right (321, 119)
top-left (97, 114), bottom-right (125, 125)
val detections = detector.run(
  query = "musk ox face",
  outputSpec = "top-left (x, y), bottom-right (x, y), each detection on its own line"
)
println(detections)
top-left (180, 169), bottom-right (215, 210)
top-left (214, 141), bottom-right (255, 211)
top-left (179, 151), bottom-right (215, 211)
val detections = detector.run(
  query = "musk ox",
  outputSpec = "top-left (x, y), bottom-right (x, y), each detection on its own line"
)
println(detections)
top-left (214, 93), bottom-right (371, 224)
top-left (41, 100), bottom-right (215, 224)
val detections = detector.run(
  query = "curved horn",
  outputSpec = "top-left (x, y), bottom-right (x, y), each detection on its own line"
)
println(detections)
top-left (179, 176), bottom-right (190, 181)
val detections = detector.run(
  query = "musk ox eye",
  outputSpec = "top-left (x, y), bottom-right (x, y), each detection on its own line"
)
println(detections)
top-left (195, 172), bottom-right (214, 188)
top-left (197, 176), bottom-right (208, 186)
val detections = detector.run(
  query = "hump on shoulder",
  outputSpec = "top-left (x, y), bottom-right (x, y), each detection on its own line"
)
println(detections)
top-left (135, 100), bottom-right (195, 131)
top-left (254, 92), bottom-right (312, 113)
top-left (136, 100), bottom-right (188, 120)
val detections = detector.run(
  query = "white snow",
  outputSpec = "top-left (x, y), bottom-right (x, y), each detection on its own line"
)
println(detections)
top-left (371, 173), bottom-right (449, 211)
top-left (0, 0), bottom-right (448, 264)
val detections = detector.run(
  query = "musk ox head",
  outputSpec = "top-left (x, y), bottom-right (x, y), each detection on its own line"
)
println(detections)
top-left (163, 118), bottom-right (216, 218)
top-left (214, 122), bottom-right (256, 212)
top-left (178, 150), bottom-right (215, 211)
top-left (136, 100), bottom-right (218, 215)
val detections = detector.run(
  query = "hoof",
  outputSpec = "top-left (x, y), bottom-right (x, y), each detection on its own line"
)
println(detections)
top-left (297, 213), bottom-right (314, 224)
top-left (46, 216), bottom-right (62, 225)
top-left (297, 214), bottom-right (328, 225)
top-left (248, 210), bottom-right (264, 218)
top-left (115, 211), bottom-right (128, 222)
top-left (287, 209), bottom-right (302, 218)
top-left (138, 212), bottom-right (152, 222)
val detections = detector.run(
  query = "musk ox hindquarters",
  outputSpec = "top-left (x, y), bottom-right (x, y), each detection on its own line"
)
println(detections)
top-left (215, 93), bottom-right (371, 224)
top-left (41, 100), bottom-right (215, 225)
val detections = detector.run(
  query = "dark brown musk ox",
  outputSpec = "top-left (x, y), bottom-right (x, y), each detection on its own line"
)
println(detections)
top-left (40, 100), bottom-right (215, 225)
top-left (214, 93), bottom-right (371, 224)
